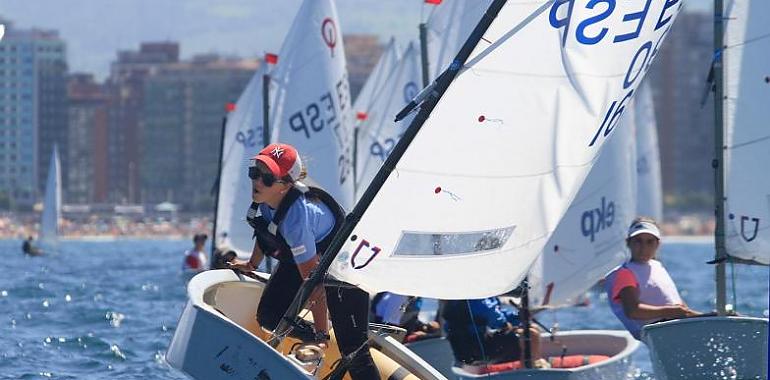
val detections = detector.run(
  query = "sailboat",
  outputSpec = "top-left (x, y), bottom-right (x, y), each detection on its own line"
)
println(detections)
top-left (355, 41), bottom-right (421, 198)
top-left (39, 145), bottom-right (62, 250)
top-left (168, 0), bottom-right (682, 378)
top-left (212, 69), bottom-right (267, 260)
top-left (640, 0), bottom-right (769, 378)
top-left (632, 83), bottom-right (663, 221)
top-left (168, 1), bottom-right (438, 379)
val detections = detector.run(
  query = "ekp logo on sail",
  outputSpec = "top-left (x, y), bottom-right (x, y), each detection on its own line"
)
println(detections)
top-left (581, 196), bottom-right (615, 242)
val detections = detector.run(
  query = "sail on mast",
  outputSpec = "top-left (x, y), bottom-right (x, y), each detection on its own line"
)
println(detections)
top-left (355, 42), bottom-right (421, 199)
top-left (425, 0), bottom-right (492, 81)
top-left (215, 68), bottom-right (266, 258)
top-left (325, 0), bottom-right (683, 299)
top-left (722, 0), bottom-right (770, 265)
top-left (352, 37), bottom-right (400, 119)
top-left (529, 115), bottom-right (637, 308)
top-left (40, 145), bottom-right (61, 246)
top-left (633, 82), bottom-right (663, 222)
top-left (268, 0), bottom-right (355, 210)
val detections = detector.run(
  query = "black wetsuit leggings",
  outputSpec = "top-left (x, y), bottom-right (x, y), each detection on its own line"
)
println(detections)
top-left (257, 260), bottom-right (380, 380)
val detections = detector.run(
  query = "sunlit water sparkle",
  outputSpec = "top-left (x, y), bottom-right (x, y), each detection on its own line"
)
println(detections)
top-left (0, 238), bottom-right (767, 379)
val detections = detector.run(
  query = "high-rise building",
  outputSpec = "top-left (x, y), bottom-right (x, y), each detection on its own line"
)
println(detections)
top-left (67, 73), bottom-right (108, 204)
top-left (106, 42), bottom-right (179, 204)
top-left (648, 11), bottom-right (714, 210)
top-left (0, 19), bottom-right (67, 209)
top-left (141, 54), bottom-right (258, 211)
top-left (343, 34), bottom-right (383, 102)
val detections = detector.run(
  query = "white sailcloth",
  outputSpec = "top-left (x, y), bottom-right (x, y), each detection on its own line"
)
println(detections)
top-left (352, 37), bottom-right (400, 116)
top-left (355, 42), bottom-right (421, 199)
top-left (529, 115), bottom-right (637, 308)
top-left (214, 68), bottom-right (265, 259)
top-left (329, 1), bottom-right (682, 299)
top-left (633, 82), bottom-right (663, 222)
top-left (40, 145), bottom-right (61, 246)
top-left (723, 0), bottom-right (770, 264)
top-left (425, 0), bottom-right (492, 81)
top-left (269, 0), bottom-right (355, 211)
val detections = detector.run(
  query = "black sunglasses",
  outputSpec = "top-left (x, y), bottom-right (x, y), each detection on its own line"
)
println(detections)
top-left (249, 166), bottom-right (287, 187)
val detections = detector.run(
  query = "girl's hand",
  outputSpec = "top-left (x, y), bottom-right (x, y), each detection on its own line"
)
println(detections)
top-left (227, 259), bottom-right (254, 272)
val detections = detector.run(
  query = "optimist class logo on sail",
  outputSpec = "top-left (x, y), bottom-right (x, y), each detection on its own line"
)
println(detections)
top-left (321, 18), bottom-right (337, 57)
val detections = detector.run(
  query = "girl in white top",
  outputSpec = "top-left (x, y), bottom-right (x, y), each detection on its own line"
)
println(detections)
top-left (605, 217), bottom-right (701, 339)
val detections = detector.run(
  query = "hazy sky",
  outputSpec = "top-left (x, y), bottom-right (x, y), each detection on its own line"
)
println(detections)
top-left (1, 0), bottom-right (711, 80)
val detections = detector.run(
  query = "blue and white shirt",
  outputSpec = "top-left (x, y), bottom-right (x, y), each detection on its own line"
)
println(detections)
top-left (257, 196), bottom-right (335, 264)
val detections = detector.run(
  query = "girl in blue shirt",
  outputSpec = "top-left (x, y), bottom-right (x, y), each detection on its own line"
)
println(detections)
top-left (229, 143), bottom-right (378, 379)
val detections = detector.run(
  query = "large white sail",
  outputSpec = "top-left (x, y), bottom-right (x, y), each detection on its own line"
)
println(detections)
top-left (355, 42), bottom-right (421, 199)
top-left (529, 114), bottom-right (637, 308)
top-left (633, 82), bottom-right (663, 221)
top-left (425, 0), bottom-right (492, 81)
top-left (215, 69), bottom-right (265, 259)
top-left (723, 0), bottom-right (770, 265)
top-left (352, 37), bottom-right (400, 116)
top-left (40, 145), bottom-right (61, 246)
top-left (269, 0), bottom-right (355, 211)
top-left (329, 1), bottom-right (682, 299)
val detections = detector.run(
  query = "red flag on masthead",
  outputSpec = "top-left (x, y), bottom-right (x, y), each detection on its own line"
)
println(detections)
top-left (425, 0), bottom-right (442, 4)
top-left (265, 53), bottom-right (278, 64)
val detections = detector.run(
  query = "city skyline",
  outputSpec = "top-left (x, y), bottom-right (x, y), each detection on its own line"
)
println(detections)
top-left (2, 0), bottom-right (710, 81)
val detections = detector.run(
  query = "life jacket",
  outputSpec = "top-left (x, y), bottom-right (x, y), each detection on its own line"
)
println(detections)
top-left (246, 186), bottom-right (345, 264)
top-left (185, 254), bottom-right (202, 269)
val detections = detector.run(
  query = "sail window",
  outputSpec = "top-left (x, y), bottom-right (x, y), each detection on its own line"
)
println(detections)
top-left (393, 226), bottom-right (515, 256)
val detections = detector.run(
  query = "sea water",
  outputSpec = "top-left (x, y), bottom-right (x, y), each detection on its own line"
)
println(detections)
top-left (0, 238), bottom-right (767, 379)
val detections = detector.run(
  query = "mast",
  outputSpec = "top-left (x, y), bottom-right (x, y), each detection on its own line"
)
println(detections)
top-left (713, 0), bottom-right (728, 315)
top-left (262, 60), bottom-right (274, 273)
top-left (262, 72), bottom-right (271, 147)
top-left (210, 107), bottom-right (231, 263)
top-left (419, 22), bottom-right (430, 87)
top-left (520, 278), bottom-right (533, 368)
top-left (269, 0), bottom-right (509, 347)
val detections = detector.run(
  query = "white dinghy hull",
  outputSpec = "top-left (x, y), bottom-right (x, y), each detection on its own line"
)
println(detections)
top-left (167, 269), bottom-right (447, 380)
top-left (167, 269), bottom-right (313, 379)
top-left (408, 330), bottom-right (638, 380)
top-left (641, 316), bottom-right (769, 380)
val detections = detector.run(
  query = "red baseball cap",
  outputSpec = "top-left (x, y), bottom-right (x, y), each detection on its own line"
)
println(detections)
top-left (251, 143), bottom-right (303, 181)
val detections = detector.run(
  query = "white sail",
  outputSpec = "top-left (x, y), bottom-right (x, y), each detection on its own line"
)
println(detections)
top-left (723, 0), bottom-right (770, 264)
top-left (355, 42), bottom-right (421, 199)
top-left (352, 37), bottom-right (400, 116)
top-left (40, 145), bottom-right (61, 246)
top-left (329, 1), bottom-right (682, 299)
top-left (269, 0), bottom-right (355, 211)
top-left (214, 69), bottom-right (265, 259)
top-left (633, 82), bottom-right (663, 222)
top-left (529, 114), bottom-right (637, 308)
top-left (425, 0), bottom-right (492, 81)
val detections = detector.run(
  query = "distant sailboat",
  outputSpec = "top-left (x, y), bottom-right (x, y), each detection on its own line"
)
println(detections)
top-left (352, 37), bottom-right (401, 117)
top-left (167, 1), bottom-right (433, 379)
top-left (641, 0), bottom-right (769, 378)
top-left (213, 69), bottom-right (266, 260)
top-left (268, 0), bottom-right (356, 210)
top-left (632, 82), bottom-right (663, 221)
top-left (355, 41), bottom-right (421, 199)
top-left (39, 145), bottom-right (61, 249)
